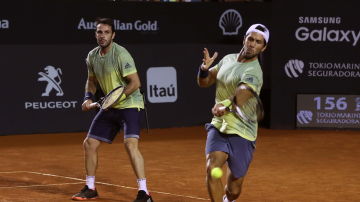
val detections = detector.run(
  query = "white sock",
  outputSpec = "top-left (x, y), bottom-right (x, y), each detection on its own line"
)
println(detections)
top-left (223, 195), bottom-right (235, 202)
top-left (137, 178), bottom-right (148, 194)
top-left (86, 175), bottom-right (95, 190)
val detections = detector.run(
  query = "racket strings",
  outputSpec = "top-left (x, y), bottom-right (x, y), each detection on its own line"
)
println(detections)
top-left (235, 86), bottom-right (263, 122)
top-left (240, 97), bottom-right (258, 121)
top-left (102, 88), bottom-right (124, 109)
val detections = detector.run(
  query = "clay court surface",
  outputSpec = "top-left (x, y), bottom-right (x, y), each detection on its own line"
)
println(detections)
top-left (0, 126), bottom-right (359, 202)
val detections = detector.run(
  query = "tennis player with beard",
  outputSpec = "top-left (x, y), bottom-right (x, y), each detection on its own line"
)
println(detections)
top-left (197, 24), bottom-right (270, 202)
top-left (72, 18), bottom-right (153, 202)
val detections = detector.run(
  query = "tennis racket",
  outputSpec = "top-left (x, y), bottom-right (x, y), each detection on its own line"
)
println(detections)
top-left (90, 85), bottom-right (126, 110)
top-left (220, 84), bottom-right (264, 123)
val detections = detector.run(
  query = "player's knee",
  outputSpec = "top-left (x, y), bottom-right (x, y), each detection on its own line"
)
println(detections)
top-left (206, 164), bottom-right (213, 173)
top-left (83, 139), bottom-right (89, 149)
top-left (124, 138), bottom-right (139, 152)
top-left (83, 138), bottom-right (99, 151)
top-left (226, 185), bottom-right (242, 200)
top-left (206, 164), bottom-right (218, 178)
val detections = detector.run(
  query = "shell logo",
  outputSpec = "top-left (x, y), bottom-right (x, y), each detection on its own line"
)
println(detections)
top-left (219, 9), bottom-right (243, 36)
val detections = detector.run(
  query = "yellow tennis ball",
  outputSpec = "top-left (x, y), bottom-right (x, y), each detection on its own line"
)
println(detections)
top-left (211, 167), bottom-right (223, 179)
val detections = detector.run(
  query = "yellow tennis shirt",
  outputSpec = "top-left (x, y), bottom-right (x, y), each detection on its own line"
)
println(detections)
top-left (86, 42), bottom-right (144, 109)
top-left (211, 53), bottom-right (263, 141)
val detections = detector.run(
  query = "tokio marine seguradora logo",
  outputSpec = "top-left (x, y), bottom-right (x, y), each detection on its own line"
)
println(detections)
top-left (24, 65), bottom-right (77, 110)
top-left (284, 59), bottom-right (360, 79)
top-left (284, 59), bottom-right (305, 78)
top-left (297, 110), bottom-right (313, 124)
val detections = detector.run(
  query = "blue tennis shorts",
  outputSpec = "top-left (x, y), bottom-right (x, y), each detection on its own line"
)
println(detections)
top-left (87, 108), bottom-right (143, 143)
top-left (205, 123), bottom-right (255, 178)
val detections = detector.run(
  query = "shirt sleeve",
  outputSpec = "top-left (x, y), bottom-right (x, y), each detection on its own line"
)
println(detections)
top-left (86, 53), bottom-right (94, 77)
top-left (119, 49), bottom-right (137, 77)
top-left (240, 68), bottom-right (262, 94)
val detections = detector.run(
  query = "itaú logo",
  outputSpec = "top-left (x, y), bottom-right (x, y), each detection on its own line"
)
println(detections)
top-left (146, 67), bottom-right (177, 103)
top-left (297, 110), bottom-right (313, 124)
top-left (295, 26), bottom-right (360, 46)
top-left (284, 59), bottom-right (304, 78)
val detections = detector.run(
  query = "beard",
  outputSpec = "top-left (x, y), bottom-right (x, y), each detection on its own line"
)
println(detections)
top-left (97, 39), bottom-right (111, 49)
top-left (244, 52), bottom-right (258, 60)
top-left (244, 54), bottom-right (257, 60)
top-left (243, 49), bottom-right (257, 60)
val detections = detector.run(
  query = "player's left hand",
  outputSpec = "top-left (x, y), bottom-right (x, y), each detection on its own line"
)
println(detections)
top-left (201, 48), bottom-right (218, 70)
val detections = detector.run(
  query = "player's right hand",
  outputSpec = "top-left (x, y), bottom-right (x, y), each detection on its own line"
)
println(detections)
top-left (212, 103), bottom-right (227, 117)
top-left (81, 99), bottom-right (94, 111)
top-left (201, 48), bottom-right (218, 70)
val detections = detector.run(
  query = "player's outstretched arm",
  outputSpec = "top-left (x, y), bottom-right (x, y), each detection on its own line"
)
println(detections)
top-left (197, 48), bottom-right (218, 88)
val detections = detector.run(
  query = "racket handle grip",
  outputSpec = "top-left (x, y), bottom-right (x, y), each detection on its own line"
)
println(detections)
top-left (89, 102), bottom-right (100, 108)
top-left (219, 106), bottom-right (226, 110)
top-left (219, 106), bottom-right (231, 111)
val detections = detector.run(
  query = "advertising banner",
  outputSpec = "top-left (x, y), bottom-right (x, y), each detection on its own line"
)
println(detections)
top-left (297, 94), bottom-right (360, 128)
top-left (0, 45), bottom-right (93, 134)
top-left (0, 1), bottom-right (272, 134)
top-left (271, 0), bottom-right (360, 129)
top-left (0, 0), bottom-right (270, 45)
top-left (0, 43), bottom-right (250, 134)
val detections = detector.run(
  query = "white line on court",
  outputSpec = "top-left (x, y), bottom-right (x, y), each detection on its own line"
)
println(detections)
top-left (0, 182), bottom-right (84, 189)
top-left (0, 171), bottom-right (209, 201)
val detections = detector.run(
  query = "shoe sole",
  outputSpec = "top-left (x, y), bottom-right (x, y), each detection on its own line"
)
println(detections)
top-left (71, 196), bottom-right (98, 201)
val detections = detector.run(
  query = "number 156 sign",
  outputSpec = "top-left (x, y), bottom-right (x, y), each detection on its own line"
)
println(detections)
top-left (297, 94), bottom-right (360, 128)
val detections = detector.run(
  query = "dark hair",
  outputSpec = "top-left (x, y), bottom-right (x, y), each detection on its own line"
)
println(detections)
top-left (254, 24), bottom-right (266, 33)
top-left (95, 17), bottom-right (115, 33)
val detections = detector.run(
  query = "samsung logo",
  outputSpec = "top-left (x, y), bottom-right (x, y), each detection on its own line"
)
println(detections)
top-left (298, 16), bottom-right (341, 24)
top-left (295, 27), bottom-right (360, 46)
